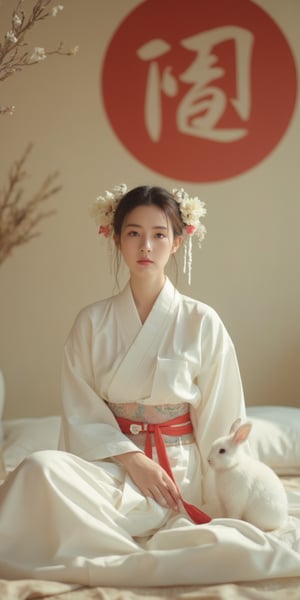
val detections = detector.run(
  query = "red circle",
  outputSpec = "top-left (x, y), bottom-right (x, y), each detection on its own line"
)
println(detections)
top-left (101, 0), bottom-right (298, 183)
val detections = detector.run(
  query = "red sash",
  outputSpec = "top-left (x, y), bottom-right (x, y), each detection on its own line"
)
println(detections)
top-left (116, 412), bottom-right (211, 524)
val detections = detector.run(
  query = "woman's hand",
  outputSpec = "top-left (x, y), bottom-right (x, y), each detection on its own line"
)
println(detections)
top-left (114, 451), bottom-right (181, 512)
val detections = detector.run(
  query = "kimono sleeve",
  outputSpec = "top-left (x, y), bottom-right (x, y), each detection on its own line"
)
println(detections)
top-left (190, 308), bottom-right (248, 506)
top-left (58, 307), bottom-right (142, 461)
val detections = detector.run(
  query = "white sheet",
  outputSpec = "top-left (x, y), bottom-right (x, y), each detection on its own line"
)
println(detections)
top-left (0, 411), bottom-right (300, 586)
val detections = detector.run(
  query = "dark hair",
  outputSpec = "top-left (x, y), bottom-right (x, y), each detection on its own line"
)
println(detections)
top-left (113, 186), bottom-right (183, 239)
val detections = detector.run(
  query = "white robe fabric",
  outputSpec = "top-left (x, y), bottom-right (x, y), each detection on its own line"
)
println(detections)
top-left (0, 278), bottom-right (299, 586)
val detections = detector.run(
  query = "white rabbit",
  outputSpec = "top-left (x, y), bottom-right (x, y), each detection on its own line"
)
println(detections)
top-left (207, 418), bottom-right (288, 531)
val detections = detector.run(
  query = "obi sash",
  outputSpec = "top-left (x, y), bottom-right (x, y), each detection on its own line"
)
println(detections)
top-left (116, 412), bottom-right (211, 525)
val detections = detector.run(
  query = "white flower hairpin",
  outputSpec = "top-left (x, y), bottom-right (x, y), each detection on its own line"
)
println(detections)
top-left (90, 184), bottom-right (128, 239)
top-left (91, 184), bottom-right (206, 285)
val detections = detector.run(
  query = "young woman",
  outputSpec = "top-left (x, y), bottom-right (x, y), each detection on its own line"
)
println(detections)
top-left (0, 185), bottom-right (299, 586)
top-left (60, 184), bottom-right (243, 525)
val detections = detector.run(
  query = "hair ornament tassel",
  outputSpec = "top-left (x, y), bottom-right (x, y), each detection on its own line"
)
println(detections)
top-left (183, 235), bottom-right (193, 286)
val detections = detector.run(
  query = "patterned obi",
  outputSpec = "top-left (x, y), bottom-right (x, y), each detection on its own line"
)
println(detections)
top-left (107, 401), bottom-right (195, 449)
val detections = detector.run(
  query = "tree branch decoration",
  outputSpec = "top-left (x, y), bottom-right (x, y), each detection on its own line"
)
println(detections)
top-left (1, 0), bottom-right (78, 115)
top-left (0, 144), bottom-right (62, 265)
top-left (0, 1), bottom-right (78, 265)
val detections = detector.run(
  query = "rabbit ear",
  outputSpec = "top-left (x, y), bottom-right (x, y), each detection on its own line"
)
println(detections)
top-left (230, 418), bottom-right (242, 434)
top-left (232, 422), bottom-right (252, 445)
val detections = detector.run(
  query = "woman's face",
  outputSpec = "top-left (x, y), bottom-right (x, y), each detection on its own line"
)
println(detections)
top-left (117, 204), bottom-right (182, 280)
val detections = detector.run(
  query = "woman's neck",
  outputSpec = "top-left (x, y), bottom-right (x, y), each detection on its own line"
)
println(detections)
top-left (130, 275), bottom-right (166, 323)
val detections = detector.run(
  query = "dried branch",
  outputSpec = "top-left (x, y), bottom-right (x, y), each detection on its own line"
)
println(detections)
top-left (0, 2), bottom-right (78, 265)
top-left (0, 0), bottom-right (78, 113)
top-left (0, 144), bottom-right (62, 265)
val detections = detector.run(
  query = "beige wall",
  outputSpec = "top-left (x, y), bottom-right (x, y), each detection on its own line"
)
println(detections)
top-left (0, 0), bottom-right (299, 419)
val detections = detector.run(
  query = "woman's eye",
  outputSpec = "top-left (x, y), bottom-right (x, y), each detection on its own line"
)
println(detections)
top-left (128, 230), bottom-right (139, 237)
top-left (155, 233), bottom-right (166, 239)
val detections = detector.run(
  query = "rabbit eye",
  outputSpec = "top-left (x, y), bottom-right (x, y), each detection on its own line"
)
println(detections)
top-left (219, 448), bottom-right (226, 454)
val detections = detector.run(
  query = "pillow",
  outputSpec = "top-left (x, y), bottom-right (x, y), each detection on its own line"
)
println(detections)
top-left (246, 405), bottom-right (300, 475)
top-left (2, 416), bottom-right (61, 472)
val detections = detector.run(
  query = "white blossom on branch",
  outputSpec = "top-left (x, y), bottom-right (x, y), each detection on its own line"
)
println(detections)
top-left (51, 5), bottom-right (64, 17)
top-left (0, 0), bottom-right (78, 113)
top-left (30, 46), bottom-right (46, 61)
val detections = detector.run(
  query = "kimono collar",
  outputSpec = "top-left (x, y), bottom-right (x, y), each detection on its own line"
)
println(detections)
top-left (118, 277), bottom-right (177, 325)
top-left (106, 278), bottom-right (180, 402)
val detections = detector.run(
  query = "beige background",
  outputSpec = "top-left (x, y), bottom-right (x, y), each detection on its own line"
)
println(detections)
top-left (0, 0), bottom-right (299, 419)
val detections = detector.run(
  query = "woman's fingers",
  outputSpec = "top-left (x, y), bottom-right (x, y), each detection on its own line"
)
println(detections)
top-left (162, 476), bottom-right (181, 506)
top-left (150, 489), bottom-right (168, 507)
top-left (151, 481), bottom-right (180, 511)
top-left (115, 452), bottom-right (181, 511)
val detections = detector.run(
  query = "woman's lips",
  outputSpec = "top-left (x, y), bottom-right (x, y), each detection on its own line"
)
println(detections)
top-left (137, 259), bottom-right (153, 265)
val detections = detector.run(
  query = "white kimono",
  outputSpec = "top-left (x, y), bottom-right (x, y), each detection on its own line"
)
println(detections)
top-left (0, 278), bottom-right (299, 585)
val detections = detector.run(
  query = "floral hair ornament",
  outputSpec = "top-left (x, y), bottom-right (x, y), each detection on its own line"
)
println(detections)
top-left (91, 184), bottom-right (206, 285)
top-left (90, 183), bottom-right (128, 239)
top-left (172, 188), bottom-right (206, 285)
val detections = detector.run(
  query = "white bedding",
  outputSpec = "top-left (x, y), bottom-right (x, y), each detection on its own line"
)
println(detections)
top-left (2, 405), bottom-right (300, 477)
top-left (0, 405), bottom-right (300, 599)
